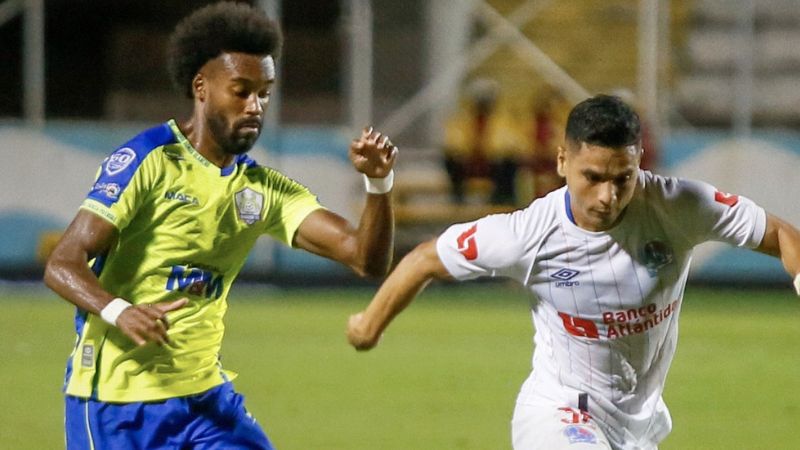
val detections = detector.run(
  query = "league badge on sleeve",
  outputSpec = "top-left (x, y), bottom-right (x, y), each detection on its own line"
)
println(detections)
top-left (105, 147), bottom-right (137, 176)
top-left (235, 188), bottom-right (264, 225)
top-left (714, 190), bottom-right (739, 207)
top-left (456, 224), bottom-right (478, 261)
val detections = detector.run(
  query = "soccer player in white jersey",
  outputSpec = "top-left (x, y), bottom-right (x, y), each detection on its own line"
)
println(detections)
top-left (44, 3), bottom-right (397, 449)
top-left (347, 94), bottom-right (800, 449)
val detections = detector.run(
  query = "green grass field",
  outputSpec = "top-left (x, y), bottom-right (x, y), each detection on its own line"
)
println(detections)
top-left (1, 282), bottom-right (798, 449)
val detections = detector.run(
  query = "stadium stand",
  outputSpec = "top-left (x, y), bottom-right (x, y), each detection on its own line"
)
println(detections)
top-left (676, 0), bottom-right (800, 125)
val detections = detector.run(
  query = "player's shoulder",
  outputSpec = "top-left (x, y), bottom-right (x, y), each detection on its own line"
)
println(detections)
top-left (473, 186), bottom-right (563, 237)
top-left (639, 170), bottom-right (710, 200)
top-left (235, 155), bottom-right (286, 182)
top-left (234, 155), bottom-right (313, 195)
top-left (520, 185), bottom-right (565, 221)
top-left (117, 122), bottom-right (177, 160)
top-left (637, 170), bottom-right (721, 215)
top-left (100, 122), bottom-right (176, 173)
top-left (92, 122), bottom-right (176, 186)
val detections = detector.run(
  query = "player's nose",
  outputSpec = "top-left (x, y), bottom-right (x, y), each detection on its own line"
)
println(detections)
top-left (244, 93), bottom-right (263, 115)
top-left (597, 182), bottom-right (616, 207)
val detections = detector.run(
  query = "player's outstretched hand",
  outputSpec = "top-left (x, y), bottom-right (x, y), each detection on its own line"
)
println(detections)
top-left (347, 312), bottom-right (380, 351)
top-left (349, 126), bottom-right (398, 179)
top-left (116, 298), bottom-right (189, 347)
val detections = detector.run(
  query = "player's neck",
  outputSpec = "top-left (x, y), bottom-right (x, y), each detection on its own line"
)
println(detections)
top-left (179, 119), bottom-right (235, 168)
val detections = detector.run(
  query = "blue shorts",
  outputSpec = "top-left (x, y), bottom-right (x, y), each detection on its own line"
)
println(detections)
top-left (65, 382), bottom-right (274, 449)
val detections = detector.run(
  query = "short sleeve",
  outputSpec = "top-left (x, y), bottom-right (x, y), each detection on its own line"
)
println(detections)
top-left (80, 146), bottom-right (159, 230)
top-left (262, 171), bottom-right (324, 246)
top-left (436, 211), bottom-right (530, 282)
top-left (79, 123), bottom-right (173, 229)
top-left (663, 177), bottom-right (766, 249)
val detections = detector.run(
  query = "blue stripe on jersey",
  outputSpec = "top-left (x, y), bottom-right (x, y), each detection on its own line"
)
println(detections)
top-left (236, 153), bottom-right (259, 169)
top-left (87, 122), bottom-right (176, 207)
top-left (565, 190), bottom-right (577, 224)
top-left (219, 153), bottom-right (259, 177)
top-left (220, 161), bottom-right (237, 177)
top-left (63, 308), bottom-right (89, 392)
top-left (90, 253), bottom-right (107, 277)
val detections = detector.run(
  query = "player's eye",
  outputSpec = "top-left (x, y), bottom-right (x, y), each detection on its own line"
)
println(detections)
top-left (231, 85), bottom-right (249, 98)
top-left (614, 175), bottom-right (631, 185)
top-left (585, 173), bottom-right (602, 183)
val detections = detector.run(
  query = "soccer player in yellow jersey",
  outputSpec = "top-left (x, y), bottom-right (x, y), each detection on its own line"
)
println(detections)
top-left (44, 3), bottom-right (396, 449)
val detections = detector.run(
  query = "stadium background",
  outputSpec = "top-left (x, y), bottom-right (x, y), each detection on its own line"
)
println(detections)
top-left (1, 0), bottom-right (799, 449)
top-left (3, 0), bottom-right (799, 283)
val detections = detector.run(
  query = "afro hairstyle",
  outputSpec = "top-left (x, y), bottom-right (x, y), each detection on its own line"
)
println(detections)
top-left (167, 1), bottom-right (282, 98)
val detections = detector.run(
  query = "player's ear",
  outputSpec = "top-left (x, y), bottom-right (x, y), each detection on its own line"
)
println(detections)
top-left (556, 145), bottom-right (567, 177)
top-left (192, 73), bottom-right (206, 102)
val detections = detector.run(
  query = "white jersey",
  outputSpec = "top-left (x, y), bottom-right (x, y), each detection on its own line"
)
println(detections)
top-left (436, 171), bottom-right (766, 449)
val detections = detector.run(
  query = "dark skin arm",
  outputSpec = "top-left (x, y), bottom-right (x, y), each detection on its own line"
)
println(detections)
top-left (45, 127), bottom-right (395, 345)
top-left (44, 211), bottom-right (187, 346)
top-left (756, 213), bottom-right (800, 292)
top-left (293, 127), bottom-right (397, 278)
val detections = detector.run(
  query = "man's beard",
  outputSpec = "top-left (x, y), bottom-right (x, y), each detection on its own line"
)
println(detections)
top-left (208, 113), bottom-right (260, 156)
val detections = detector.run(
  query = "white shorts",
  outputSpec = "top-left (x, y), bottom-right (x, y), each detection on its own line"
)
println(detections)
top-left (512, 402), bottom-right (612, 450)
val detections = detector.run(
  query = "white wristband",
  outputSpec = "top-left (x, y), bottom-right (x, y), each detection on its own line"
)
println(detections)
top-left (100, 298), bottom-right (132, 326)
top-left (793, 274), bottom-right (800, 297)
top-left (363, 170), bottom-right (394, 194)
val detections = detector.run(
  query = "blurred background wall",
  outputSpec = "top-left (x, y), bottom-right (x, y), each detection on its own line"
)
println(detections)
top-left (1, 0), bottom-right (798, 283)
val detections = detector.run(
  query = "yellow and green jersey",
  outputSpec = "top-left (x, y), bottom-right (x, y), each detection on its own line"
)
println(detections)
top-left (65, 119), bottom-right (323, 402)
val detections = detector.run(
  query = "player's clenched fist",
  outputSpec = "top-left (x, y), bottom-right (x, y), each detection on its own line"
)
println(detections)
top-left (349, 126), bottom-right (398, 179)
top-left (346, 312), bottom-right (380, 351)
top-left (116, 298), bottom-right (189, 346)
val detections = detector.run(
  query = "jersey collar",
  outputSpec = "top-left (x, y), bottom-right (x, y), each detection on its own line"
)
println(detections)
top-left (168, 119), bottom-right (243, 177)
top-left (565, 190), bottom-right (577, 225)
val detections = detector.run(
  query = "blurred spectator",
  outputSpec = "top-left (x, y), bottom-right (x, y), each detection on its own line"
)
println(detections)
top-left (442, 79), bottom-right (525, 205)
top-left (524, 86), bottom-right (571, 199)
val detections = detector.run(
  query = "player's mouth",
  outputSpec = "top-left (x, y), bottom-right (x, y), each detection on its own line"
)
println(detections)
top-left (589, 208), bottom-right (620, 225)
top-left (236, 119), bottom-right (262, 135)
top-left (591, 208), bottom-right (613, 217)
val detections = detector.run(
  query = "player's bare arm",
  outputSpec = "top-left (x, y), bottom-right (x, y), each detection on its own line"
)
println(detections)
top-left (347, 238), bottom-right (452, 350)
top-left (44, 210), bottom-right (187, 346)
top-left (293, 127), bottom-right (397, 278)
top-left (756, 213), bottom-right (800, 294)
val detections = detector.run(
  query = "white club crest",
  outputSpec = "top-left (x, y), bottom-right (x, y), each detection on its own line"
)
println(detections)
top-left (235, 188), bottom-right (264, 225)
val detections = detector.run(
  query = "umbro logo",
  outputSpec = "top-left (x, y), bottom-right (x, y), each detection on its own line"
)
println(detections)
top-left (552, 268), bottom-right (579, 280)
top-left (551, 268), bottom-right (580, 287)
